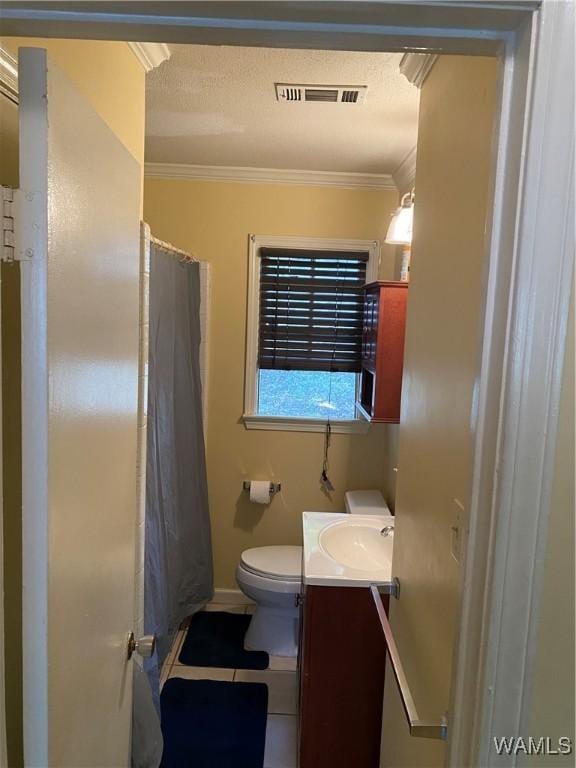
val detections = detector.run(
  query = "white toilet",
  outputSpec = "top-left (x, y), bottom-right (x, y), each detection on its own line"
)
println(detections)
top-left (235, 490), bottom-right (390, 657)
top-left (236, 545), bottom-right (302, 657)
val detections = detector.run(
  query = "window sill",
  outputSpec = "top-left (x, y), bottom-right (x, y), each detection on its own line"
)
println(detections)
top-left (242, 414), bottom-right (371, 434)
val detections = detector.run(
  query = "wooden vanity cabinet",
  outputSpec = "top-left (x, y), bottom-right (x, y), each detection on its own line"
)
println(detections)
top-left (298, 584), bottom-right (389, 768)
top-left (357, 281), bottom-right (408, 423)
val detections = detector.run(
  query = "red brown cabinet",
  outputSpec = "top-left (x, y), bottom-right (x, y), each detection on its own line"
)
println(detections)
top-left (298, 584), bottom-right (390, 768)
top-left (356, 281), bottom-right (408, 423)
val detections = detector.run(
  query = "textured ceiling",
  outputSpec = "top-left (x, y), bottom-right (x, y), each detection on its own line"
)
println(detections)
top-left (145, 45), bottom-right (419, 174)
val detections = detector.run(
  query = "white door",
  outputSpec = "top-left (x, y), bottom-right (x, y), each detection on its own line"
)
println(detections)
top-left (18, 48), bottom-right (141, 767)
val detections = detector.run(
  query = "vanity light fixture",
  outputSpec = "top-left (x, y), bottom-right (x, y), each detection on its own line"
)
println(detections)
top-left (385, 190), bottom-right (415, 246)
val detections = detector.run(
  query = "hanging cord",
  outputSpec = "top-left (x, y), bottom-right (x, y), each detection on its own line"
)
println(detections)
top-left (320, 255), bottom-right (342, 493)
top-left (321, 420), bottom-right (334, 491)
top-left (320, 342), bottom-right (335, 490)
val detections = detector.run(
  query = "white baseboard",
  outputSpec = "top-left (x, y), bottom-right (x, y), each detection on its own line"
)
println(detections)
top-left (212, 588), bottom-right (254, 606)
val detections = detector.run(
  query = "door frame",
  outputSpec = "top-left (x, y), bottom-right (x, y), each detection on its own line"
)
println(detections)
top-left (0, 212), bottom-right (7, 768)
top-left (1, 2), bottom-right (573, 766)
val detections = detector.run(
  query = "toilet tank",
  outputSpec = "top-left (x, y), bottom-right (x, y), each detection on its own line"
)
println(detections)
top-left (345, 490), bottom-right (390, 515)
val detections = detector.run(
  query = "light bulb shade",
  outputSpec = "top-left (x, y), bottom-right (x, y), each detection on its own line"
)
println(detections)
top-left (385, 204), bottom-right (413, 245)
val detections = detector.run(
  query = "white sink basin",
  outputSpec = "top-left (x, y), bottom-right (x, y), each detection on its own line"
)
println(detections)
top-left (319, 518), bottom-right (394, 572)
top-left (302, 511), bottom-right (395, 587)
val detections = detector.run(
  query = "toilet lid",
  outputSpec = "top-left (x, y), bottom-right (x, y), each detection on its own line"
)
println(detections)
top-left (240, 546), bottom-right (302, 580)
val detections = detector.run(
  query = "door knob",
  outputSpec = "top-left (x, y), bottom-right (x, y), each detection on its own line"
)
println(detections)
top-left (127, 632), bottom-right (156, 660)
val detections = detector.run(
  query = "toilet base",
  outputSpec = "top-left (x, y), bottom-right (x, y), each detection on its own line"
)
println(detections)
top-left (245, 605), bottom-right (299, 658)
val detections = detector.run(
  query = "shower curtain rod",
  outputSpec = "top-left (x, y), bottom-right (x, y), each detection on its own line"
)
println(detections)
top-left (150, 234), bottom-right (199, 264)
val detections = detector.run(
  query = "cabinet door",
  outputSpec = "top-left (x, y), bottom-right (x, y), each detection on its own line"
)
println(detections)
top-left (373, 284), bottom-right (408, 422)
top-left (299, 586), bottom-right (387, 768)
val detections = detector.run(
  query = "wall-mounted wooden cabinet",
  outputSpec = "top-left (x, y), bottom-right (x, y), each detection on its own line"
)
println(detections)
top-left (356, 281), bottom-right (408, 423)
top-left (298, 584), bottom-right (389, 768)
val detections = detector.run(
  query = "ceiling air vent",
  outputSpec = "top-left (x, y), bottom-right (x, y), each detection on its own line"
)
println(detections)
top-left (275, 83), bottom-right (367, 104)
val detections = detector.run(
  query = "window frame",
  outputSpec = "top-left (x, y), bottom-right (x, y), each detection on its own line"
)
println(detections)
top-left (243, 234), bottom-right (379, 433)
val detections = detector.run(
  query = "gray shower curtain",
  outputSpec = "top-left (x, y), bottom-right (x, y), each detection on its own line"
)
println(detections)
top-left (144, 243), bottom-right (213, 704)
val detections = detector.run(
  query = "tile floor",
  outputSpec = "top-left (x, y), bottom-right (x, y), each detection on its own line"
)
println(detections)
top-left (161, 601), bottom-right (298, 768)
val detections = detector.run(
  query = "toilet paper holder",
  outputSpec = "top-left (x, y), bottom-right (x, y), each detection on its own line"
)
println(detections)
top-left (242, 481), bottom-right (282, 494)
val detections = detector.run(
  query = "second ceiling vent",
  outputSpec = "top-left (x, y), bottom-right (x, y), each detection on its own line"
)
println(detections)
top-left (275, 83), bottom-right (367, 104)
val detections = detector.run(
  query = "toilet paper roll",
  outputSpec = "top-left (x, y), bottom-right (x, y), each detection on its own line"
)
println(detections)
top-left (249, 480), bottom-right (271, 504)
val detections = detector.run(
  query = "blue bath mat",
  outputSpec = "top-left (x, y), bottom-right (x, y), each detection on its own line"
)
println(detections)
top-left (178, 612), bottom-right (269, 670)
top-left (160, 678), bottom-right (268, 768)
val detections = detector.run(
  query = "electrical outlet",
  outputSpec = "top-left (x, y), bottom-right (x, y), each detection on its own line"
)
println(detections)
top-left (450, 498), bottom-right (465, 563)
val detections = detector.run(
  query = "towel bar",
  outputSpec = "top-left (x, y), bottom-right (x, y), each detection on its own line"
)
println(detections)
top-left (370, 584), bottom-right (448, 741)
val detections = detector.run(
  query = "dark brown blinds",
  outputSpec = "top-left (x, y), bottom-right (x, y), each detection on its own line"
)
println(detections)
top-left (258, 247), bottom-right (369, 373)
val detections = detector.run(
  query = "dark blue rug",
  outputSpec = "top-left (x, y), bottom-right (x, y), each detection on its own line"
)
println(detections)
top-left (160, 678), bottom-right (268, 768)
top-left (178, 612), bottom-right (269, 670)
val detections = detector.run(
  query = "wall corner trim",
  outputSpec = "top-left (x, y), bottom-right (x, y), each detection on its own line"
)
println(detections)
top-left (399, 53), bottom-right (438, 89)
top-left (392, 146), bottom-right (417, 193)
top-left (128, 42), bottom-right (171, 72)
top-left (144, 162), bottom-right (397, 190)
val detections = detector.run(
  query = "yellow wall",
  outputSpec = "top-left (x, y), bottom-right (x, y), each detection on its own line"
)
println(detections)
top-left (0, 38), bottom-right (145, 767)
top-left (0, 94), bottom-right (18, 186)
top-left (1, 37), bottom-right (145, 167)
top-left (380, 55), bottom-right (498, 768)
top-left (528, 289), bottom-right (575, 764)
top-left (144, 178), bottom-right (399, 588)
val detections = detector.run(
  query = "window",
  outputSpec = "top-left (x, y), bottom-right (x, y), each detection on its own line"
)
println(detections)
top-left (258, 370), bottom-right (357, 419)
top-left (244, 236), bottom-right (379, 432)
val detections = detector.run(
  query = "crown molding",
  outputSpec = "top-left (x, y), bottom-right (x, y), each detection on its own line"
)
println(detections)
top-left (399, 53), bottom-right (438, 88)
top-left (0, 47), bottom-right (18, 103)
top-left (128, 42), bottom-right (170, 72)
top-left (0, 43), bottom-right (169, 93)
top-left (392, 146), bottom-right (417, 193)
top-left (144, 162), bottom-right (397, 190)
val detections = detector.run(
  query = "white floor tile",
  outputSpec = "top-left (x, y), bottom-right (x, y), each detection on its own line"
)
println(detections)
top-left (235, 670), bottom-right (298, 715)
top-left (263, 715), bottom-right (298, 768)
top-left (269, 655), bottom-right (298, 672)
top-left (168, 666), bottom-right (235, 682)
top-left (202, 603), bottom-right (246, 613)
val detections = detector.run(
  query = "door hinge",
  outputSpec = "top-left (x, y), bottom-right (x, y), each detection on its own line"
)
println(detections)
top-left (1, 186), bottom-right (35, 263)
top-left (2, 186), bottom-right (16, 263)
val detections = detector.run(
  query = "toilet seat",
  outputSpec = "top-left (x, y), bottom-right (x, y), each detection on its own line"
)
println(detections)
top-left (236, 564), bottom-right (300, 594)
top-left (240, 545), bottom-right (302, 581)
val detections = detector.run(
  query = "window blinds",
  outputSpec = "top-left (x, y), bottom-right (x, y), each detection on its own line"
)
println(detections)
top-left (258, 247), bottom-right (369, 373)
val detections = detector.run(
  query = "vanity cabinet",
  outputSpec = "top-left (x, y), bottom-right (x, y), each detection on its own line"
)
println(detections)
top-left (356, 281), bottom-right (408, 423)
top-left (298, 584), bottom-right (389, 768)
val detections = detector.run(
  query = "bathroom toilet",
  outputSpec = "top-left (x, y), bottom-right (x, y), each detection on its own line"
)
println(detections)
top-left (236, 490), bottom-right (390, 657)
top-left (236, 545), bottom-right (302, 658)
